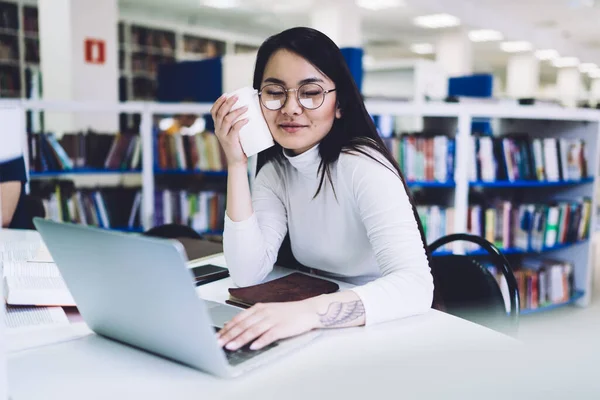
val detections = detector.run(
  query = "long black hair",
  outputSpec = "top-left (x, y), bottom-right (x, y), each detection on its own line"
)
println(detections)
top-left (253, 27), bottom-right (441, 310)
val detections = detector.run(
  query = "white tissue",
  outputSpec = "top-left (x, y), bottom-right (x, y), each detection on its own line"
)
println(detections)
top-left (226, 87), bottom-right (275, 157)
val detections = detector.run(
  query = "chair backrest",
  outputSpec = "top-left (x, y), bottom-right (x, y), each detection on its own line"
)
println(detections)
top-left (144, 223), bottom-right (203, 240)
top-left (428, 234), bottom-right (519, 335)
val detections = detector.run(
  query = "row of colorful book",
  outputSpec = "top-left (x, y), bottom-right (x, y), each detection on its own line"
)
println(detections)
top-left (28, 131), bottom-right (142, 172)
top-left (155, 131), bottom-right (227, 172)
top-left (416, 205), bottom-right (456, 252)
top-left (487, 257), bottom-right (575, 312)
top-left (467, 198), bottom-right (592, 252)
top-left (470, 135), bottom-right (588, 182)
top-left (153, 189), bottom-right (226, 233)
top-left (386, 134), bottom-right (455, 183)
top-left (29, 181), bottom-right (142, 230)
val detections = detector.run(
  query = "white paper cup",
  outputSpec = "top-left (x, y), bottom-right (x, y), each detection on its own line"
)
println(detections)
top-left (225, 87), bottom-right (275, 157)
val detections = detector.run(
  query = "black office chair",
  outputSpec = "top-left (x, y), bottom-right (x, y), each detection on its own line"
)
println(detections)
top-left (143, 223), bottom-right (204, 240)
top-left (428, 233), bottom-right (520, 335)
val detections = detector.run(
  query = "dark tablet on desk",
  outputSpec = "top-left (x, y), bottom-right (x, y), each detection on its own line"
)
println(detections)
top-left (191, 264), bottom-right (229, 286)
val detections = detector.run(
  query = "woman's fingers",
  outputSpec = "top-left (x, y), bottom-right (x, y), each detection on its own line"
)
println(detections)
top-left (209, 94), bottom-right (227, 119)
top-left (215, 95), bottom-right (240, 128)
top-left (219, 106), bottom-right (248, 137)
top-left (249, 327), bottom-right (283, 351)
top-left (228, 118), bottom-right (249, 140)
top-left (222, 318), bottom-right (273, 351)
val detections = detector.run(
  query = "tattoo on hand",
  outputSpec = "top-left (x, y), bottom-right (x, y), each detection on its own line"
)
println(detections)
top-left (318, 301), bottom-right (365, 327)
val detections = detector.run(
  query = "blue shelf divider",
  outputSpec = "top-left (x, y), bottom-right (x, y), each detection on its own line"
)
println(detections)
top-left (469, 177), bottom-right (593, 188)
top-left (30, 168), bottom-right (142, 178)
top-left (199, 229), bottom-right (224, 236)
top-left (154, 169), bottom-right (228, 177)
top-left (467, 239), bottom-right (587, 256)
top-left (521, 290), bottom-right (585, 315)
top-left (431, 250), bottom-right (453, 257)
top-left (407, 181), bottom-right (455, 188)
top-left (112, 226), bottom-right (144, 234)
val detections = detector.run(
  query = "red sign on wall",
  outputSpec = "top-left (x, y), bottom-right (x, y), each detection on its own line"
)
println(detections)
top-left (84, 38), bottom-right (105, 64)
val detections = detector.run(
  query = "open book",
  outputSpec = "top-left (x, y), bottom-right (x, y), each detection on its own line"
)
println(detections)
top-left (3, 261), bottom-right (75, 307)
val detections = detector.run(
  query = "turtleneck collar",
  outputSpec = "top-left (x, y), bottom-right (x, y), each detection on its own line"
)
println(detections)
top-left (283, 143), bottom-right (321, 178)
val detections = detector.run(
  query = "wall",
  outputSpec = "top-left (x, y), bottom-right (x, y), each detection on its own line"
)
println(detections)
top-left (39, 0), bottom-right (119, 135)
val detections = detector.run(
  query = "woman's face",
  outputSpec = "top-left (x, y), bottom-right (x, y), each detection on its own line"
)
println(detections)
top-left (260, 49), bottom-right (340, 155)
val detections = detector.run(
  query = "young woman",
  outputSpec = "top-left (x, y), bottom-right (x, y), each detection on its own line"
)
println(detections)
top-left (211, 27), bottom-right (434, 352)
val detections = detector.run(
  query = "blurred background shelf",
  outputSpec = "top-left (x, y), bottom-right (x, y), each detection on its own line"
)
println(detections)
top-left (470, 178), bottom-right (594, 188)
top-left (521, 290), bottom-right (585, 315)
top-left (467, 240), bottom-right (588, 256)
top-left (30, 168), bottom-right (142, 178)
top-left (407, 180), bottom-right (456, 188)
top-left (154, 169), bottom-right (228, 177)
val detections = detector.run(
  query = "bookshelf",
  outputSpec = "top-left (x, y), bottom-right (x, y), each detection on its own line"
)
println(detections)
top-left (0, 0), bottom-right (40, 104)
top-left (365, 100), bottom-right (598, 316)
top-left (4, 99), bottom-right (599, 315)
top-left (117, 19), bottom-right (259, 131)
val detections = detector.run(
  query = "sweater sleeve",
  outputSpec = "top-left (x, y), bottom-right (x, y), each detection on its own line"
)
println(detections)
top-left (223, 162), bottom-right (288, 287)
top-left (340, 151), bottom-right (434, 325)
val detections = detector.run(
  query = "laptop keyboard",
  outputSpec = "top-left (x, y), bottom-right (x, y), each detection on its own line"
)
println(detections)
top-left (213, 327), bottom-right (278, 366)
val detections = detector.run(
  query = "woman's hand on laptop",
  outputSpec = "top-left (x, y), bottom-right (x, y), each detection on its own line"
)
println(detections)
top-left (217, 291), bottom-right (366, 351)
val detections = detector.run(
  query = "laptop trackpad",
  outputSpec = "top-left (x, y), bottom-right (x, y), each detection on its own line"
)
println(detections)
top-left (204, 300), bottom-right (243, 327)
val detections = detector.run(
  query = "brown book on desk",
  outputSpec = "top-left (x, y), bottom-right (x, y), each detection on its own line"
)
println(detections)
top-left (226, 272), bottom-right (340, 309)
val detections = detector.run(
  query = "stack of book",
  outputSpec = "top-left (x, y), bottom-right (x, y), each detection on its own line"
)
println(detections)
top-left (155, 132), bottom-right (226, 172)
top-left (387, 134), bottom-right (455, 183)
top-left (470, 135), bottom-right (588, 182)
top-left (486, 258), bottom-right (575, 312)
top-left (416, 205), bottom-right (455, 252)
top-left (30, 180), bottom-right (142, 231)
top-left (154, 189), bottom-right (226, 233)
top-left (28, 131), bottom-right (142, 172)
top-left (467, 198), bottom-right (592, 252)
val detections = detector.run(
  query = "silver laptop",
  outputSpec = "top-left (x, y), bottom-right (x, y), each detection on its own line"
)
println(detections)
top-left (33, 218), bottom-right (319, 378)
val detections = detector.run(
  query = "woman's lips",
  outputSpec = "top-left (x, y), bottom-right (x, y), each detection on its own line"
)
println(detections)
top-left (279, 124), bottom-right (307, 133)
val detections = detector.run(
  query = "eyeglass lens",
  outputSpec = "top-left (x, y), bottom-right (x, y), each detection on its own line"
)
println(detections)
top-left (260, 83), bottom-right (326, 110)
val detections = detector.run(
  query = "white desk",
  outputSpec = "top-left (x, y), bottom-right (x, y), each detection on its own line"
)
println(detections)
top-left (5, 252), bottom-right (525, 400)
top-left (6, 234), bottom-right (590, 399)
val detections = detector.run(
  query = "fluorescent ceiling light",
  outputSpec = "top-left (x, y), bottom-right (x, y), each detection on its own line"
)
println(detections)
top-left (589, 69), bottom-right (600, 79)
top-left (356, 0), bottom-right (405, 10)
top-left (362, 54), bottom-right (375, 67)
top-left (535, 49), bottom-right (559, 60)
top-left (552, 57), bottom-right (580, 68)
top-left (500, 41), bottom-right (533, 53)
top-left (203, 0), bottom-right (239, 8)
top-left (413, 14), bottom-right (460, 29)
top-left (579, 62), bottom-right (597, 73)
top-left (410, 43), bottom-right (435, 54)
top-left (468, 29), bottom-right (503, 42)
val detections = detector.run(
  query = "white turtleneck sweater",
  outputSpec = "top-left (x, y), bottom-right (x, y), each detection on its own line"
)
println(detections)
top-left (223, 144), bottom-right (433, 325)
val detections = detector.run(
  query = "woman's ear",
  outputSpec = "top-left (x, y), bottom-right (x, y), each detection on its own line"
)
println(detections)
top-left (335, 102), bottom-right (342, 119)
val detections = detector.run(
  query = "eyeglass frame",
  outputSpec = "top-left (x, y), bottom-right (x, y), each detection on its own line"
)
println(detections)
top-left (258, 82), bottom-right (337, 111)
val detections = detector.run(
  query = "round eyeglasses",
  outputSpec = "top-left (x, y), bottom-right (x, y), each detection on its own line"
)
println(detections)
top-left (258, 83), bottom-right (337, 111)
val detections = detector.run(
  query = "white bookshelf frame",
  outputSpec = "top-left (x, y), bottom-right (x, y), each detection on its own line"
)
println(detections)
top-left (2, 98), bottom-right (598, 311)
